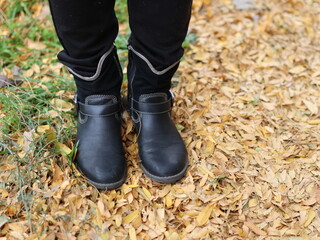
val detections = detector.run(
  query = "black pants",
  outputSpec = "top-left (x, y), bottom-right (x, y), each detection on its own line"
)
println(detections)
top-left (49, 0), bottom-right (192, 101)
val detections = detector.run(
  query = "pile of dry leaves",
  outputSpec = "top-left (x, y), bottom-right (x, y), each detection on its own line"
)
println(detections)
top-left (1, 0), bottom-right (319, 239)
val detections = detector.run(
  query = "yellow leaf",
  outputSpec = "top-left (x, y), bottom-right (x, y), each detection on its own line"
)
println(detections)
top-left (304, 210), bottom-right (316, 227)
top-left (52, 164), bottom-right (63, 186)
top-left (165, 232), bottom-right (180, 240)
top-left (221, 86), bottom-right (237, 98)
top-left (114, 215), bottom-right (122, 227)
top-left (129, 227), bottom-right (137, 240)
top-left (37, 125), bottom-right (50, 134)
top-left (285, 229), bottom-right (300, 235)
top-left (123, 210), bottom-right (140, 224)
top-left (289, 65), bottom-right (305, 74)
top-left (8, 222), bottom-right (27, 233)
top-left (6, 203), bottom-right (22, 216)
top-left (37, 125), bottom-right (56, 142)
top-left (196, 204), bottom-right (213, 226)
top-left (101, 232), bottom-right (110, 240)
top-left (48, 110), bottom-right (59, 118)
top-left (165, 195), bottom-right (173, 208)
top-left (55, 142), bottom-right (72, 155)
top-left (137, 188), bottom-right (152, 203)
top-left (290, 204), bottom-right (310, 211)
top-left (123, 184), bottom-right (140, 189)
top-left (23, 69), bottom-right (34, 77)
top-left (142, 187), bottom-right (152, 200)
top-left (45, 129), bottom-right (56, 142)
top-left (308, 119), bottom-right (320, 125)
top-left (303, 100), bottom-right (318, 115)
top-left (249, 198), bottom-right (258, 208)
top-left (244, 222), bottom-right (266, 236)
top-left (0, 164), bottom-right (15, 171)
top-left (50, 98), bottom-right (74, 112)
top-left (0, 26), bottom-right (10, 36)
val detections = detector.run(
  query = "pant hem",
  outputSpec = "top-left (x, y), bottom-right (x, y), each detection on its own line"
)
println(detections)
top-left (67, 45), bottom-right (115, 81)
top-left (128, 45), bottom-right (180, 76)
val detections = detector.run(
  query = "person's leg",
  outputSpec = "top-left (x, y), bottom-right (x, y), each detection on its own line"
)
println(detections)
top-left (48, 0), bottom-right (122, 102)
top-left (49, 0), bottom-right (126, 190)
top-left (127, 0), bottom-right (193, 98)
top-left (127, 0), bottom-right (193, 183)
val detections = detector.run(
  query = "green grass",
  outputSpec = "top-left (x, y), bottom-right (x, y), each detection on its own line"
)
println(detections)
top-left (0, 0), bottom-right (130, 70)
top-left (115, 0), bottom-right (129, 25)
top-left (0, 75), bottom-right (77, 231)
top-left (1, 0), bottom-right (58, 69)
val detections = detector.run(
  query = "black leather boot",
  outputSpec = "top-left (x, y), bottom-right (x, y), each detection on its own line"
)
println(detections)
top-left (75, 95), bottom-right (126, 190)
top-left (127, 48), bottom-right (188, 183)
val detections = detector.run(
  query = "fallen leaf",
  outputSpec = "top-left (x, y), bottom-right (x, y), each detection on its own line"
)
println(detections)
top-left (304, 210), bottom-right (316, 227)
top-left (303, 100), bottom-right (318, 115)
top-left (55, 142), bottom-right (72, 155)
top-left (289, 65), bottom-right (306, 74)
top-left (52, 164), bottom-right (64, 186)
top-left (244, 222), bottom-right (267, 236)
top-left (123, 210), bottom-right (140, 224)
top-left (196, 204), bottom-right (213, 226)
top-left (50, 99), bottom-right (74, 112)
top-left (0, 215), bottom-right (10, 228)
top-left (26, 39), bottom-right (46, 50)
top-left (129, 227), bottom-right (137, 240)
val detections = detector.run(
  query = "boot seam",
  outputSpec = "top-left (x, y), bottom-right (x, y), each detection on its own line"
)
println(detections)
top-left (85, 95), bottom-right (117, 105)
top-left (128, 45), bottom-right (180, 76)
top-left (67, 45), bottom-right (115, 81)
top-left (138, 93), bottom-right (169, 102)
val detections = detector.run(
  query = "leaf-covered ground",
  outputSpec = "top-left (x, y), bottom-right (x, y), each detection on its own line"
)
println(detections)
top-left (1, 0), bottom-right (320, 239)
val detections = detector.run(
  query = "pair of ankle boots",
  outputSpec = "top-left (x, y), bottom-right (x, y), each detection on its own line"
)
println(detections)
top-left (74, 49), bottom-right (188, 190)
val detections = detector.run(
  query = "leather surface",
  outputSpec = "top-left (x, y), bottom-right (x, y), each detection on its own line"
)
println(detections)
top-left (132, 93), bottom-right (188, 180)
top-left (75, 95), bottom-right (126, 188)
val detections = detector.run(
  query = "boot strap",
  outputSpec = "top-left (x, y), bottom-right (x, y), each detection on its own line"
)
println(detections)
top-left (132, 98), bottom-right (172, 114)
top-left (78, 101), bottom-right (120, 117)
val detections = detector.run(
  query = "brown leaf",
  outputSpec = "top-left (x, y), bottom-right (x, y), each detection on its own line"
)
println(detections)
top-left (26, 39), bottom-right (46, 50)
top-left (0, 75), bottom-right (22, 88)
top-left (196, 204), bottom-right (213, 226)
top-left (244, 222), bottom-right (267, 236)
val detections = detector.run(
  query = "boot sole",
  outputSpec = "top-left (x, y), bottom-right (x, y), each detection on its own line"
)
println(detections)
top-left (77, 166), bottom-right (127, 190)
top-left (140, 159), bottom-right (188, 184)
